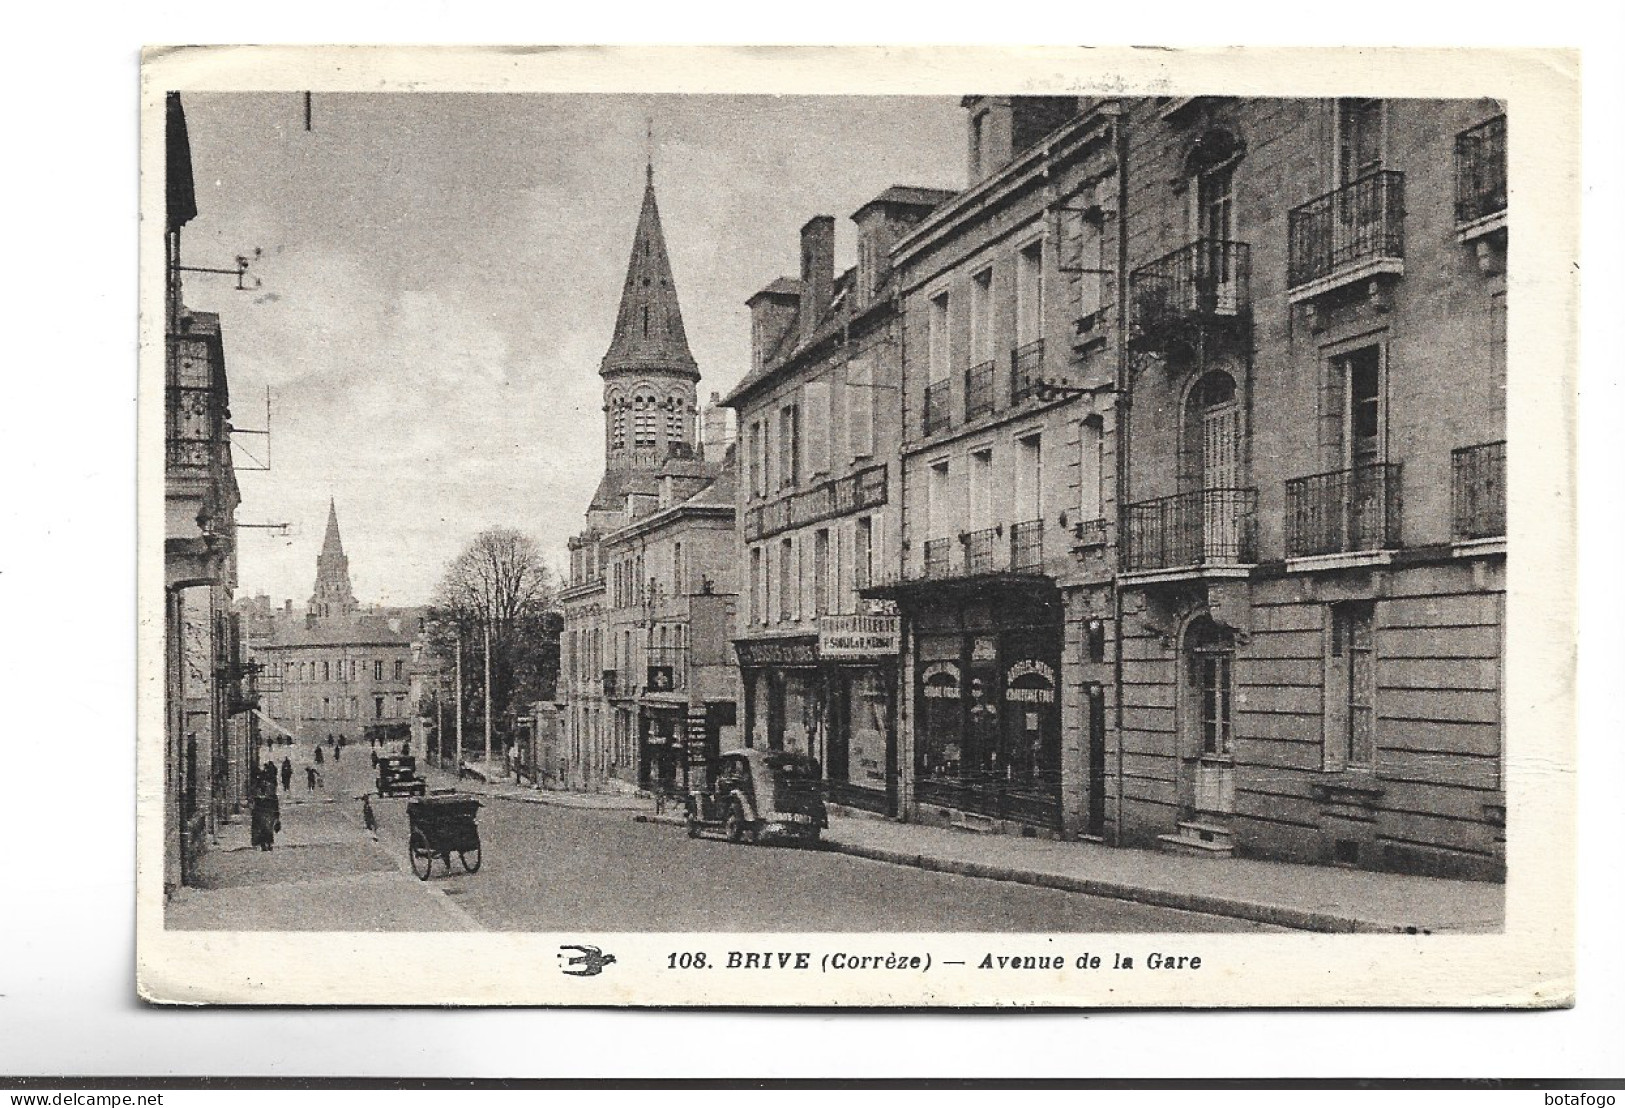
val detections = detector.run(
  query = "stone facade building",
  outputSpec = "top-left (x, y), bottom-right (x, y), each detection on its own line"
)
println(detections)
top-left (1112, 96), bottom-right (1506, 878)
top-left (724, 186), bottom-right (952, 816)
top-left (238, 502), bottom-right (425, 752)
top-left (558, 162), bottom-right (738, 792)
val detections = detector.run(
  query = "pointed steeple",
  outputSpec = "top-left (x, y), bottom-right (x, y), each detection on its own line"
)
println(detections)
top-left (308, 498), bottom-right (358, 618)
top-left (600, 165), bottom-right (699, 379)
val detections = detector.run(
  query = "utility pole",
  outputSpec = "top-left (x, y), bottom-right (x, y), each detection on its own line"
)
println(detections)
top-left (483, 618), bottom-right (493, 765)
top-left (455, 636), bottom-right (464, 771)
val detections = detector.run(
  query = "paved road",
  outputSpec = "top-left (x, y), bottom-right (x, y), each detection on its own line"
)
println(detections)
top-left (191, 746), bottom-right (1276, 932)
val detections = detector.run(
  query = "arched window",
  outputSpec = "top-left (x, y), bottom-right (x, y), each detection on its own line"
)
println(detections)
top-left (633, 389), bottom-right (658, 448)
top-left (606, 390), bottom-right (627, 451)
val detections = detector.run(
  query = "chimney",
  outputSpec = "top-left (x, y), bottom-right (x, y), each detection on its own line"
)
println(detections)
top-left (701, 391), bottom-right (734, 452)
top-left (746, 280), bottom-right (801, 373)
top-left (799, 215), bottom-right (835, 345)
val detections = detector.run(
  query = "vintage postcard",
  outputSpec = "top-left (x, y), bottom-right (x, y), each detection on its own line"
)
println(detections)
top-left (137, 45), bottom-right (1577, 1007)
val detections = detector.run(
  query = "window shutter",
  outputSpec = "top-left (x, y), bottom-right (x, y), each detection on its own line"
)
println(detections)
top-left (849, 360), bottom-right (875, 457)
top-left (805, 380), bottom-right (831, 475)
top-left (1319, 356), bottom-right (1347, 469)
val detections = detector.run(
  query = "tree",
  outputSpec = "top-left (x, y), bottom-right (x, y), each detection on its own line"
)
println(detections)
top-left (427, 528), bottom-right (560, 760)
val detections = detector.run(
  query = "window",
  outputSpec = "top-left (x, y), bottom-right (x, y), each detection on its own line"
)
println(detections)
top-left (322, 697), bottom-right (330, 719)
top-left (374, 696), bottom-right (385, 720)
top-left (394, 659), bottom-right (403, 681)
top-left (747, 421), bottom-right (763, 498)
top-left (1337, 98), bottom-right (1383, 184)
top-left (750, 546), bottom-right (763, 625)
top-left (927, 460), bottom-right (952, 540)
top-left (778, 403), bottom-right (801, 488)
top-left (1194, 159), bottom-right (1234, 243)
top-left (322, 661), bottom-right (330, 682)
top-left (395, 695), bottom-right (406, 719)
top-left (813, 529), bottom-right (830, 616)
top-left (969, 448), bottom-right (994, 528)
top-left (847, 360), bottom-right (875, 458)
top-left (854, 516), bottom-right (873, 591)
top-left (350, 659), bottom-right (357, 681)
top-left (1326, 602), bottom-right (1377, 769)
top-left (673, 542), bottom-right (684, 597)
top-left (970, 268), bottom-right (994, 365)
top-left (804, 380), bottom-right (831, 475)
top-left (1322, 345), bottom-right (1384, 470)
top-left (779, 538), bottom-right (794, 621)
top-left (610, 396), bottom-right (627, 451)
top-left (857, 234), bottom-right (876, 303)
top-left (633, 390), bottom-right (658, 448)
top-left (928, 292), bottom-right (950, 383)
top-left (1015, 240), bottom-right (1044, 346)
top-left (1016, 434), bottom-right (1042, 523)
top-left (1079, 417), bottom-right (1103, 522)
top-left (1077, 219), bottom-right (1104, 320)
top-left (374, 660), bottom-right (383, 682)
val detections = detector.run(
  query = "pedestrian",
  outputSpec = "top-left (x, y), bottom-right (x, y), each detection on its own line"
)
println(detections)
top-left (280, 756), bottom-right (292, 794)
top-left (370, 748), bottom-right (378, 768)
top-left (250, 770), bottom-right (280, 851)
top-left (306, 765), bottom-right (317, 792)
top-left (314, 744), bottom-right (324, 766)
top-left (334, 743), bottom-right (341, 763)
top-left (362, 795), bottom-right (377, 833)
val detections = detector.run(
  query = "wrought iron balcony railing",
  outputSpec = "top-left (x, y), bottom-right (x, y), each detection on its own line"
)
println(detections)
top-left (923, 378), bottom-right (952, 436)
top-left (1010, 519), bottom-right (1045, 572)
top-left (1129, 239), bottom-right (1251, 344)
top-left (1288, 171), bottom-right (1405, 290)
top-left (964, 526), bottom-right (1000, 574)
top-left (1073, 517), bottom-right (1109, 548)
top-left (1010, 339), bottom-right (1045, 404)
top-left (923, 537), bottom-right (953, 580)
top-left (1455, 116), bottom-right (1506, 226)
top-left (1285, 462), bottom-right (1403, 558)
top-left (965, 360), bottom-right (996, 421)
top-left (1452, 441), bottom-right (1505, 542)
top-left (1125, 488), bottom-right (1258, 573)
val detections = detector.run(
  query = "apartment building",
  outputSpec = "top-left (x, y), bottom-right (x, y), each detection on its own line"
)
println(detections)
top-left (1114, 97), bottom-right (1506, 878)
top-left (724, 187), bottom-right (951, 815)
top-left (872, 98), bottom-right (1124, 838)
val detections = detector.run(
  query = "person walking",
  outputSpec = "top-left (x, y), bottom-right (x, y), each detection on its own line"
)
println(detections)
top-left (280, 756), bottom-right (292, 794)
top-left (250, 769), bottom-right (281, 851)
top-left (334, 742), bottom-right (341, 763)
top-left (314, 744), bottom-right (324, 767)
top-left (306, 764), bottom-right (317, 792)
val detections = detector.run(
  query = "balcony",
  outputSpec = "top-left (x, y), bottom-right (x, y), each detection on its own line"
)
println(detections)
top-left (1010, 339), bottom-right (1045, 404)
top-left (1124, 489), bottom-right (1257, 576)
top-left (963, 526), bottom-right (1000, 574)
top-left (964, 360), bottom-right (996, 421)
top-left (923, 378), bottom-right (952, 436)
top-left (1455, 115), bottom-right (1506, 233)
top-left (923, 537), bottom-right (953, 580)
top-left (1129, 239), bottom-right (1251, 353)
top-left (746, 464), bottom-right (888, 542)
top-left (1285, 463), bottom-right (1403, 562)
top-left (1287, 171), bottom-right (1405, 301)
top-left (1010, 519), bottom-right (1045, 572)
top-left (1452, 441), bottom-right (1505, 544)
top-left (1073, 517), bottom-right (1108, 548)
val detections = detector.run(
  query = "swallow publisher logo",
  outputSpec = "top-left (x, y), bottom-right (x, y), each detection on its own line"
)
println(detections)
top-left (558, 944), bottom-right (617, 977)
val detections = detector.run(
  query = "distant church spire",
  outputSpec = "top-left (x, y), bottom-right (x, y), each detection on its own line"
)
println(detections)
top-left (308, 498), bottom-right (358, 619)
top-left (599, 154), bottom-right (699, 380)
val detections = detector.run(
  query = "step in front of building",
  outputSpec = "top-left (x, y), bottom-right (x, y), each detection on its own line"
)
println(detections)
top-left (1157, 819), bottom-right (1236, 858)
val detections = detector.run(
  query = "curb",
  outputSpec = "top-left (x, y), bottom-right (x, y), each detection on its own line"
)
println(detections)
top-left (629, 812), bottom-right (1407, 934)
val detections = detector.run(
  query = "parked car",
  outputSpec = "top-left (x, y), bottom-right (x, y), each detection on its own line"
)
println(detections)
top-left (684, 748), bottom-right (827, 845)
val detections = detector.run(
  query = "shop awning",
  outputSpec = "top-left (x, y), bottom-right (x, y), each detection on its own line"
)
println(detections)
top-left (252, 708), bottom-right (302, 743)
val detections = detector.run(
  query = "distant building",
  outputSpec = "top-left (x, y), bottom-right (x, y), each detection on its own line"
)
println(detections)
top-left (238, 501), bottom-right (425, 752)
top-left (558, 161), bottom-right (739, 792)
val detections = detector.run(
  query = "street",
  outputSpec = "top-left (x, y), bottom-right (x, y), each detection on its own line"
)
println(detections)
top-left (172, 748), bottom-right (1278, 933)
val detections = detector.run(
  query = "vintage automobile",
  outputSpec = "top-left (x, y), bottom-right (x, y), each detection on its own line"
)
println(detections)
top-left (684, 748), bottom-right (828, 845)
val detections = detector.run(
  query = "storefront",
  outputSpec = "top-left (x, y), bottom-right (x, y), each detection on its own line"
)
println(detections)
top-left (734, 622), bottom-right (900, 816)
top-left (903, 582), bottom-right (1064, 830)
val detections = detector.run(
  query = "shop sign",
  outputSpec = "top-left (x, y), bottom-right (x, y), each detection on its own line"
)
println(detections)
top-left (733, 637), bottom-right (819, 667)
top-left (971, 636), bottom-right (998, 663)
top-left (921, 660), bottom-right (961, 699)
top-left (1005, 658), bottom-right (1057, 705)
top-left (818, 614), bottom-right (901, 658)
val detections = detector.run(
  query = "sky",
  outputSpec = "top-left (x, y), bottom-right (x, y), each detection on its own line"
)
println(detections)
top-left (178, 93), bottom-right (966, 607)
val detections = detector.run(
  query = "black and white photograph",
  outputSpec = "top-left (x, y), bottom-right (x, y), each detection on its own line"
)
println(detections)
top-left (138, 45), bottom-right (1577, 1008)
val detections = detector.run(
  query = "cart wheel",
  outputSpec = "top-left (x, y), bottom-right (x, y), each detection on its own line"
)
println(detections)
top-left (409, 831), bottom-right (433, 880)
top-left (459, 847), bottom-right (482, 874)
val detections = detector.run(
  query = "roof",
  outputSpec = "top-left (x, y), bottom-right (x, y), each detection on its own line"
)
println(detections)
top-left (600, 170), bottom-right (699, 380)
top-left (587, 469), bottom-right (661, 514)
top-left (746, 277), bottom-right (802, 305)
top-left (255, 610), bottom-right (425, 650)
top-left (852, 185), bottom-right (957, 221)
